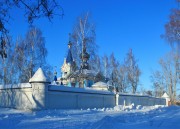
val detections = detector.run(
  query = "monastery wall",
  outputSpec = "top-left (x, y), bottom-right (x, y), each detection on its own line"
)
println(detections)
top-left (118, 94), bottom-right (165, 106)
top-left (0, 82), bottom-right (166, 110)
top-left (47, 85), bottom-right (115, 109)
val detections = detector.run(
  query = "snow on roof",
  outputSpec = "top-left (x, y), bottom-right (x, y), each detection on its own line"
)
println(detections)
top-left (29, 68), bottom-right (49, 83)
top-left (92, 82), bottom-right (108, 88)
top-left (162, 92), bottom-right (169, 98)
top-left (49, 85), bottom-right (114, 95)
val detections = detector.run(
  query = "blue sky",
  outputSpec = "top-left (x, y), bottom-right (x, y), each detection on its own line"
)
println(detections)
top-left (9, 0), bottom-right (177, 90)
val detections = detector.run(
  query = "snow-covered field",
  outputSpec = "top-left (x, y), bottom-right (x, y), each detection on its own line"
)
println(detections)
top-left (0, 105), bottom-right (180, 129)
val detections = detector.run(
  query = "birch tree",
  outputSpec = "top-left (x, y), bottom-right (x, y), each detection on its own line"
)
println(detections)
top-left (110, 53), bottom-right (119, 91)
top-left (102, 54), bottom-right (110, 81)
top-left (70, 13), bottom-right (98, 70)
top-left (151, 51), bottom-right (179, 103)
top-left (125, 49), bottom-right (141, 94)
top-left (151, 70), bottom-right (166, 97)
top-left (15, 27), bottom-right (51, 83)
top-left (162, 0), bottom-right (180, 53)
top-left (159, 52), bottom-right (179, 103)
top-left (118, 63), bottom-right (128, 93)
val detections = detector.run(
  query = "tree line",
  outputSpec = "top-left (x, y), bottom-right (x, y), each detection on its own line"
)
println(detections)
top-left (0, 27), bottom-right (52, 85)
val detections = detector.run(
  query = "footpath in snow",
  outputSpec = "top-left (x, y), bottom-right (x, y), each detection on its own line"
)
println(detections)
top-left (0, 105), bottom-right (180, 129)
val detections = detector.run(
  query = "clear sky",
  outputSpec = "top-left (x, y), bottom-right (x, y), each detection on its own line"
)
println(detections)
top-left (9, 0), bottom-right (177, 90)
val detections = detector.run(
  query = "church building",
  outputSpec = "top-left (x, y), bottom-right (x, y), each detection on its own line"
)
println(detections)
top-left (56, 39), bottom-right (106, 90)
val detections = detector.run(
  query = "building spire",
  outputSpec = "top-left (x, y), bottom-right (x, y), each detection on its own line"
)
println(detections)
top-left (80, 38), bottom-right (90, 69)
top-left (66, 34), bottom-right (73, 64)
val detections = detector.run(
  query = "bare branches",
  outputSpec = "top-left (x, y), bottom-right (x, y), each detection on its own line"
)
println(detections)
top-left (151, 51), bottom-right (180, 103)
top-left (70, 13), bottom-right (97, 70)
top-left (162, 1), bottom-right (180, 51)
top-left (14, 27), bottom-right (49, 82)
top-left (124, 49), bottom-right (141, 93)
top-left (0, 0), bottom-right (64, 45)
top-left (16, 0), bottom-right (64, 24)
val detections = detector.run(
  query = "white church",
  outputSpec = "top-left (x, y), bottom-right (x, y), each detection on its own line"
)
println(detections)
top-left (54, 40), bottom-right (111, 91)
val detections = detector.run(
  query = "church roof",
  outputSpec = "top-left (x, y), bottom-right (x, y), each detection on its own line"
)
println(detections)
top-left (92, 81), bottom-right (108, 88)
top-left (29, 68), bottom-right (49, 83)
top-left (162, 92), bottom-right (169, 98)
top-left (66, 43), bottom-right (73, 64)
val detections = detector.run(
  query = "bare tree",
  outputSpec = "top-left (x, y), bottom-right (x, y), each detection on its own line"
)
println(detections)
top-left (117, 63), bottom-right (128, 93)
top-left (159, 52), bottom-right (179, 103)
top-left (14, 27), bottom-right (51, 83)
top-left (162, 0), bottom-right (180, 52)
top-left (102, 54), bottom-right (110, 81)
top-left (151, 70), bottom-right (166, 97)
top-left (151, 51), bottom-right (179, 103)
top-left (125, 49), bottom-right (141, 94)
top-left (110, 53), bottom-right (119, 91)
top-left (70, 13), bottom-right (98, 70)
top-left (0, 0), bottom-right (63, 65)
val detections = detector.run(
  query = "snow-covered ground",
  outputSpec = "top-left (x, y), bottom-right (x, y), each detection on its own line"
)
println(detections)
top-left (0, 105), bottom-right (180, 129)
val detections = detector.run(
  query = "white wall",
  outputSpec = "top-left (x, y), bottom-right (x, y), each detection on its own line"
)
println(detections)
top-left (118, 94), bottom-right (166, 106)
top-left (0, 83), bottom-right (166, 110)
top-left (47, 85), bottom-right (115, 109)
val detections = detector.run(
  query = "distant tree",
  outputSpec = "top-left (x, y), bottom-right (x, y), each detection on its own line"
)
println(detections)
top-left (117, 63), bottom-right (128, 93)
top-left (95, 55), bottom-right (101, 72)
top-left (110, 53), bottom-right (119, 91)
top-left (151, 70), bottom-right (166, 97)
top-left (14, 27), bottom-right (52, 83)
top-left (70, 13), bottom-right (98, 70)
top-left (102, 54), bottom-right (110, 81)
top-left (124, 49), bottom-right (141, 94)
top-left (159, 52), bottom-right (179, 103)
top-left (94, 55), bottom-right (105, 82)
top-left (162, 0), bottom-right (180, 52)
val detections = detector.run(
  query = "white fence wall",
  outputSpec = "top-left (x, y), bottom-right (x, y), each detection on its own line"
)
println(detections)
top-left (0, 83), bottom-right (166, 110)
top-left (118, 94), bottom-right (165, 106)
top-left (47, 85), bottom-right (115, 109)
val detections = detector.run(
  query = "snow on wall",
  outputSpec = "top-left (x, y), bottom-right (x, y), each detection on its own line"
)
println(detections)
top-left (49, 85), bottom-right (114, 95)
top-left (0, 83), bottom-right (31, 89)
